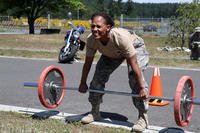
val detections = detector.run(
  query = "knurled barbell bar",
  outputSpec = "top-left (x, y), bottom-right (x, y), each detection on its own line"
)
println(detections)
top-left (23, 65), bottom-right (200, 127)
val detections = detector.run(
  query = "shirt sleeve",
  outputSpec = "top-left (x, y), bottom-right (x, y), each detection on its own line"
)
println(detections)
top-left (86, 34), bottom-right (97, 57)
top-left (116, 31), bottom-right (137, 58)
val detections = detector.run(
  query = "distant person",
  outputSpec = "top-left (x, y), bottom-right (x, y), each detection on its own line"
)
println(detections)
top-left (78, 12), bottom-right (149, 132)
top-left (189, 27), bottom-right (200, 60)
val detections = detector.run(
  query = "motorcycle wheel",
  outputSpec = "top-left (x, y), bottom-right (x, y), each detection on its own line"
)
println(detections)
top-left (79, 40), bottom-right (85, 51)
top-left (58, 46), bottom-right (74, 63)
top-left (190, 49), bottom-right (199, 60)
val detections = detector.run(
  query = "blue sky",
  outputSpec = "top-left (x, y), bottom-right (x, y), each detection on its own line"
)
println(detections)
top-left (122, 0), bottom-right (193, 3)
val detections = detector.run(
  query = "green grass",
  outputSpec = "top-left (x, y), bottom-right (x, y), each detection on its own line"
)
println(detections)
top-left (0, 33), bottom-right (199, 69)
top-left (0, 32), bottom-right (200, 69)
top-left (0, 49), bottom-right (58, 59)
top-left (0, 111), bottom-right (130, 133)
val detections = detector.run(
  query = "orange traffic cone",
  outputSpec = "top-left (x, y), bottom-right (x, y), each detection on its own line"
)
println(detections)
top-left (148, 67), bottom-right (170, 106)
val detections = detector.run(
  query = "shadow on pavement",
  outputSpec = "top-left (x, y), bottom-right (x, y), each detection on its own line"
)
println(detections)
top-left (159, 127), bottom-right (185, 133)
top-left (31, 110), bottom-right (60, 120)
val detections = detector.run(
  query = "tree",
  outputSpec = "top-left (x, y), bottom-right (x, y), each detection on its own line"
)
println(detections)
top-left (108, 0), bottom-right (123, 18)
top-left (193, 0), bottom-right (200, 4)
top-left (64, 0), bottom-right (86, 19)
top-left (96, 0), bottom-right (106, 12)
top-left (0, 0), bottom-right (85, 34)
top-left (167, 3), bottom-right (200, 48)
top-left (124, 0), bottom-right (133, 16)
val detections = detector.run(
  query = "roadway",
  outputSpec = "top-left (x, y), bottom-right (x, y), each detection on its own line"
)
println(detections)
top-left (0, 56), bottom-right (199, 132)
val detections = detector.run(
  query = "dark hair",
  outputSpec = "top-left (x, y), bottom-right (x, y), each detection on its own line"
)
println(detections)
top-left (91, 12), bottom-right (115, 27)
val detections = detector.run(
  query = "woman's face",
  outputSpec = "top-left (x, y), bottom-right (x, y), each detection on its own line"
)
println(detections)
top-left (91, 16), bottom-right (111, 41)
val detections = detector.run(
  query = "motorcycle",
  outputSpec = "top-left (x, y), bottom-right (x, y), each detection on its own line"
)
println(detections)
top-left (58, 22), bottom-right (85, 63)
top-left (190, 41), bottom-right (200, 60)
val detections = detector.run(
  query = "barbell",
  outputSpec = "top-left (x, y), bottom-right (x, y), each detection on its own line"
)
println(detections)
top-left (24, 65), bottom-right (200, 127)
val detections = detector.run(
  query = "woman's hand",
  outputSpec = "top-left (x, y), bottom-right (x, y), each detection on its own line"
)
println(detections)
top-left (78, 83), bottom-right (88, 93)
top-left (138, 88), bottom-right (147, 100)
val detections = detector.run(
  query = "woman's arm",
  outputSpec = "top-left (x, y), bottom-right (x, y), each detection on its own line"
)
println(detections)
top-left (79, 56), bottom-right (94, 93)
top-left (127, 55), bottom-right (147, 99)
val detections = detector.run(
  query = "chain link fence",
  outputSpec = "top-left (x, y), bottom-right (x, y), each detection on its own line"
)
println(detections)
top-left (119, 14), bottom-right (172, 35)
top-left (0, 15), bottom-right (172, 35)
top-left (0, 16), bottom-right (46, 34)
top-left (0, 15), bottom-right (87, 34)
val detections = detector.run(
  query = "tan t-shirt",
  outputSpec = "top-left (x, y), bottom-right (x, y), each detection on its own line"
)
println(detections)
top-left (86, 28), bottom-right (137, 59)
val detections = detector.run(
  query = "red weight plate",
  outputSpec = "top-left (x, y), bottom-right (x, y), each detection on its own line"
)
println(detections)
top-left (38, 65), bottom-right (66, 109)
top-left (174, 76), bottom-right (194, 127)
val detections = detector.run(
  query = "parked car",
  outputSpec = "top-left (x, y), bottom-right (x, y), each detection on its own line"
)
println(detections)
top-left (143, 25), bottom-right (157, 32)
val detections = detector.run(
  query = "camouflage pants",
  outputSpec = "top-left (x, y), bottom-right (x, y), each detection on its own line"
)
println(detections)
top-left (89, 46), bottom-right (149, 112)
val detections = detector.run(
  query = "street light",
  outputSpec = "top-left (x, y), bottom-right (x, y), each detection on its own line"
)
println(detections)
top-left (68, 12), bottom-right (72, 20)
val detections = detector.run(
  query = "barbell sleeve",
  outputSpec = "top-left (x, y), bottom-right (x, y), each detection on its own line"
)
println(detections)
top-left (187, 99), bottom-right (200, 105)
top-left (193, 100), bottom-right (200, 105)
top-left (24, 82), bottom-right (38, 87)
